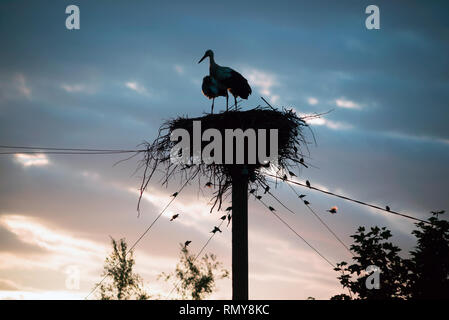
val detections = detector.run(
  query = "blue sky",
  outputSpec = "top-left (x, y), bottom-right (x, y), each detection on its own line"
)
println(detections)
top-left (0, 0), bottom-right (448, 299)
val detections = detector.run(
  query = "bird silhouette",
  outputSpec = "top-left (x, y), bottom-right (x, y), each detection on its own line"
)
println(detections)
top-left (256, 195), bottom-right (262, 200)
top-left (299, 158), bottom-right (309, 168)
top-left (327, 206), bottom-right (338, 214)
top-left (299, 194), bottom-right (306, 199)
top-left (227, 214), bottom-right (232, 227)
top-left (211, 226), bottom-right (222, 234)
top-left (249, 189), bottom-right (256, 194)
top-left (303, 200), bottom-right (310, 205)
top-left (264, 186), bottom-right (270, 194)
top-left (198, 49), bottom-right (252, 110)
top-left (225, 206), bottom-right (232, 211)
top-left (288, 171), bottom-right (297, 177)
top-left (386, 206), bottom-right (390, 212)
top-left (205, 181), bottom-right (213, 188)
top-left (282, 174), bottom-right (288, 181)
top-left (431, 210), bottom-right (445, 216)
top-left (170, 214), bottom-right (179, 221)
top-left (306, 180), bottom-right (311, 188)
top-left (171, 192), bottom-right (179, 197)
top-left (220, 215), bottom-right (226, 220)
top-left (201, 75), bottom-right (228, 114)
top-left (269, 206), bottom-right (275, 212)
top-left (184, 240), bottom-right (192, 247)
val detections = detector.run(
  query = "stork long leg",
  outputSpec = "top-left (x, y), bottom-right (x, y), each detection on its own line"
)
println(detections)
top-left (211, 98), bottom-right (215, 114)
top-left (234, 96), bottom-right (238, 110)
top-left (226, 92), bottom-right (229, 112)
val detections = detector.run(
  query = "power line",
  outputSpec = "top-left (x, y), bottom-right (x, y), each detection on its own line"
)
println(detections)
top-left (265, 190), bottom-right (297, 216)
top-left (0, 145), bottom-right (144, 152)
top-left (84, 174), bottom-right (194, 300)
top-left (166, 219), bottom-right (226, 299)
top-left (286, 183), bottom-right (352, 255)
top-left (0, 144), bottom-right (434, 224)
top-left (255, 177), bottom-right (352, 255)
top-left (0, 151), bottom-right (141, 155)
top-left (0, 145), bottom-right (145, 155)
top-left (265, 173), bottom-right (429, 224)
top-left (269, 182), bottom-right (353, 256)
top-left (254, 193), bottom-right (354, 298)
top-left (254, 194), bottom-right (336, 269)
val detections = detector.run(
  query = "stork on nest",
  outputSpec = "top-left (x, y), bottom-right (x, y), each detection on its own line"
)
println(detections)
top-left (199, 49), bottom-right (252, 113)
top-left (135, 102), bottom-right (319, 214)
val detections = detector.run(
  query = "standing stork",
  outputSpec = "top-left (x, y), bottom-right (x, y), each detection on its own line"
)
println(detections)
top-left (198, 49), bottom-right (252, 111)
top-left (201, 75), bottom-right (228, 114)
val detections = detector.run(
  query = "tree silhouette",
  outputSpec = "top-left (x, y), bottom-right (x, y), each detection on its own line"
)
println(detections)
top-left (333, 226), bottom-right (409, 299)
top-left (161, 244), bottom-right (229, 300)
top-left (97, 238), bottom-right (149, 300)
top-left (407, 212), bottom-right (449, 299)
top-left (332, 211), bottom-right (449, 300)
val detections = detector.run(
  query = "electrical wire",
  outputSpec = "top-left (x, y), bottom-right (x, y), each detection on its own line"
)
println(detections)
top-left (0, 151), bottom-right (143, 155)
top-left (266, 173), bottom-right (429, 224)
top-left (84, 174), bottom-right (194, 300)
top-left (254, 194), bottom-right (336, 269)
top-left (283, 182), bottom-right (353, 255)
top-left (0, 145), bottom-right (144, 152)
top-left (166, 219), bottom-right (226, 299)
top-left (255, 177), bottom-right (352, 255)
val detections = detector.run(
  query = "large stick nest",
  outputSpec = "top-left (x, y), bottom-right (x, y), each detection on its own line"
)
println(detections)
top-left (136, 105), bottom-right (317, 213)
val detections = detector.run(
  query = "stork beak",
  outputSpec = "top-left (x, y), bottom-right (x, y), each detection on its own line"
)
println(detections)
top-left (198, 54), bottom-right (207, 64)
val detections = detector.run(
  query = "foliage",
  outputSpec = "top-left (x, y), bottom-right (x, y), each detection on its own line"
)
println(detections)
top-left (407, 212), bottom-right (449, 298)
top-left (161, 244), bottom-right (229, 300)
top-left (330, 294), bottom-right (352, 300)
top-left (97, 238), bottom-right (149, 300)
top-left (333, 226), bottom-right (409, 299)
top-left (332, 211), bottom-right (449, 300)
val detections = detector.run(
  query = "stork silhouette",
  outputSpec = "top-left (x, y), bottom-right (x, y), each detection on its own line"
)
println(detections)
top-left (201, 75), bottom-right (228, 113)
top-left (199, 49), bottom-right (252, 111)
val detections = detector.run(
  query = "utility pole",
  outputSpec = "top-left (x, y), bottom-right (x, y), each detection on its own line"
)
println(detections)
top-left (231, 167), bottom-right (249, 300)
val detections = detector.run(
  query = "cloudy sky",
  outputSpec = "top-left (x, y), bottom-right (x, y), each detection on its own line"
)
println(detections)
top-left (0, 0), bottom-right (448, 300)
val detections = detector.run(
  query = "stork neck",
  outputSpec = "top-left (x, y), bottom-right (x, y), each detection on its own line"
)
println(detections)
top-left (208, 56), bottom-right (217, 75)
top-left (209, 55), bottom-right (217, 66)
